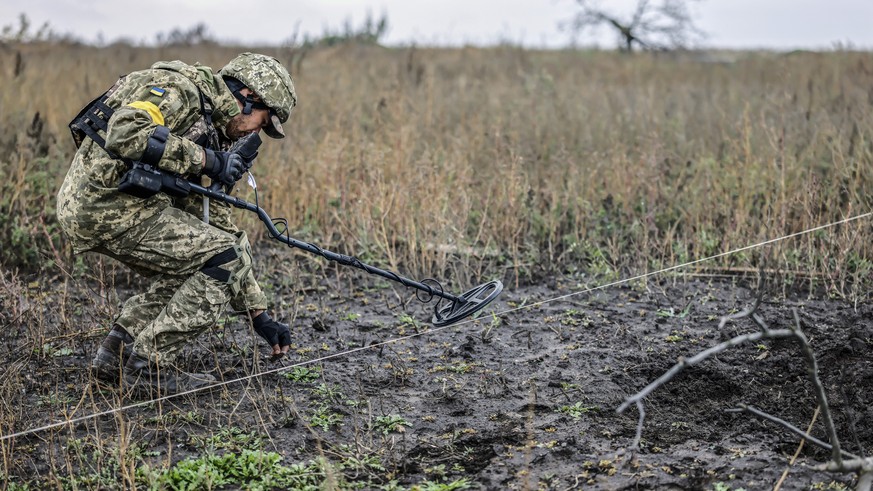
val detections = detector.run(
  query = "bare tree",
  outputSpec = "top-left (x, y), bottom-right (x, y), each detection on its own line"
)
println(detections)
top-left (568, 0), bottom-right (705, 51)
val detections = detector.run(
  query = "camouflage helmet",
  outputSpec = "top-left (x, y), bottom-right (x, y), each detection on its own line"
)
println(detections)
top-left (220, 52), bottom-right (297, 139)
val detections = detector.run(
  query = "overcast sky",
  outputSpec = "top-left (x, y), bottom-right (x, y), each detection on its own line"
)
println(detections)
top-left (3, 0), bottom-right (872, 49)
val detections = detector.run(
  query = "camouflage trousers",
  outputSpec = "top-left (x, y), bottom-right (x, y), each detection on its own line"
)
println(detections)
top-left (94, 206), bottom-right (268, 364)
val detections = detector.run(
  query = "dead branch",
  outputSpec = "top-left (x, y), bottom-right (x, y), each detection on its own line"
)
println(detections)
top-left (725, 404), bottom-right (857, 460)
top-left (631, 400), bottom-right (644, 449)
top-left (822, 460), bottom-right (873, 491)
top-left (789, 308), bottom-right (842, 466)
top-left (858, 472), bottom-right (873, 491)
top-left (617, 275), bottom-right (870, 489)
top-left (823, 459), bottom-right (873, 473)
top-left (617, 328), bottom-right (794, 414)
top-left (718, 271), bottom-right (765, 331)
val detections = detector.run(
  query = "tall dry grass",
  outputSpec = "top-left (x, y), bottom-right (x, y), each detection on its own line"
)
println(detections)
top-left (1, 43), bottom-right (872, 297)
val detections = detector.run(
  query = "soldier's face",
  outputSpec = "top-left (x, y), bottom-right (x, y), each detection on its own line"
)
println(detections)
top-left (225, 89), bottom-right (271, 140)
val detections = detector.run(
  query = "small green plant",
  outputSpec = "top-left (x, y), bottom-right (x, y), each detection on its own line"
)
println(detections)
top-left (665, 331), bottom-right (684, 343)
top-left (336, 446), bottom-right (386, 473)
top-left (560, 309), bottom-right (591, 327)
top-left (712, 482), bottom-right (747, 491)
top-left (311, 383), bottom-right (344, 400)
top-left (416, 478), bottom-right (473, 491)
top-left (37, 393), bottom-right (73, 407)
top-left (397, 314), bottom-right (422, 333)
top-left (284, 365), bottom-right (322, 383)
top-left (373, 415), bottom-right (412, 435)
top-left (146, 410), bottom-right (204, 425)
top-left (309, 405), bottom-right (344, 432)
top-left (34, 343), bottom-right (73, 357)
top-left (480, 312), bottom-right (503, 341)
top-left (343, 312), bottom-right (362, 322)
top-left (192, 426), bottom-right (263, 452)
top-left (657, 303), bottom-right (693, 319)
top-left (448, 362), bottom-right (476, 374)
top-left (53, 439), bottom-right (125, 490)
top-left (424, 464), bottom-right (447, 478)
top-left (138, 450), bottom-right (326, 491)
top-left (558, 402), bottom-right (599, 420)
top-left (811, 481), bottom-right (849, 491)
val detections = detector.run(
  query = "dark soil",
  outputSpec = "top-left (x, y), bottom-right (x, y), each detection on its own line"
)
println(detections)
top-left (2, 258), bottom-right (872, 490)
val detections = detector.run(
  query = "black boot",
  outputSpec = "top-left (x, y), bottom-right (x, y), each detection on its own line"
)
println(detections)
top-left (90, 325), bottom-right (134, 382)
top-left (123, 353), bottom-right (216, 396)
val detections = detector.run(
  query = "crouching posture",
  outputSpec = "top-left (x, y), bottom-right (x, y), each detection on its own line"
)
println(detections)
top-left (57, 53), bottom-right (296, 394)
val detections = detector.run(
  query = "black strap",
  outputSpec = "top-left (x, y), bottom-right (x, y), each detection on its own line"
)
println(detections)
top-left (72, 118), bottom-right (107, 149)
top-left (141, 125), bottom-right (169, 166)
top-left (70, 95), bottom-right (113, 149)
top-left (240, 96), bottom-right (271, 115)
top-left (200, 246), bottom-right (239, 283)
top-left (70, 92), bottom-right (110, 148)
top-left (224, 76), bottom-right (271, 115)
top-left (91, 100), bottom-right (114, 130)
top-left (194, 89), bottom-right (221, 151)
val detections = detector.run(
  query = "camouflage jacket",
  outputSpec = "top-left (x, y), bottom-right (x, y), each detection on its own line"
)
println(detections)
top-left (57, 60), bottom-right (242, 253)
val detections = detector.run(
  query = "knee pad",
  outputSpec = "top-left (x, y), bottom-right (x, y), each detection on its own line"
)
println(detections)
top-left (200, 232), bottom-right (253, 296)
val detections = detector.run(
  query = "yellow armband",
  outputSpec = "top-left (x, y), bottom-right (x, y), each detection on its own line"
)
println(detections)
top-left (126, 101), bottom-right (165, 126)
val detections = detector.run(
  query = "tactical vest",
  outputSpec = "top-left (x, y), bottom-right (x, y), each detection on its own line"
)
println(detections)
top-left (69, 73), bottom-right (223, 200)
top-left (69, 74), bottom-right (221, 157)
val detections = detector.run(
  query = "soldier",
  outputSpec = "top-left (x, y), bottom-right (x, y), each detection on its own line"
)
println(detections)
top-left (57, 53), bottom-right (296, 395)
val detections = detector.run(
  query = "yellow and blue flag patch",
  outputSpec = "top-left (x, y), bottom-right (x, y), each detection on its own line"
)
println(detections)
top-left (149, 87), bottom-right (166, 97)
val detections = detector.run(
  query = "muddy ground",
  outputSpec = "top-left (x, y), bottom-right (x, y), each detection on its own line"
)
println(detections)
top-left (2, 252), bottom-right (872, 490)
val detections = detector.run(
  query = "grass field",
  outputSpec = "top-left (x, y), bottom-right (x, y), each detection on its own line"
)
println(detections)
top-left (2, 43), bottom-right (873, 293)
top-left (0, 42), bottom-right (872, 489)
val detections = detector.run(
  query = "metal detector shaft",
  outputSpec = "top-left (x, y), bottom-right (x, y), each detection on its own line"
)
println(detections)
top-left (188, 181), bottom-right (464, 305)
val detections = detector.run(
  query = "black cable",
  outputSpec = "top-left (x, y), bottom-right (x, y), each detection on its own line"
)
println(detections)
top-left (419, 278), bottom-right (449, 324)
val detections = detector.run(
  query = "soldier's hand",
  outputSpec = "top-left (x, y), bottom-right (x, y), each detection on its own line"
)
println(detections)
top-left (204, 149), bottom-right (246, 186)
top-left (241, 151), bottom-right (258, 169)
top-left (252, 311), bottom-right (292, 358)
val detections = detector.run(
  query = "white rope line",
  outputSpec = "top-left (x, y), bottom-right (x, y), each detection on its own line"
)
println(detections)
top-left (2, 211), bottom-right (870, 442)
top-left (496, 211), bottom-right (872, 317)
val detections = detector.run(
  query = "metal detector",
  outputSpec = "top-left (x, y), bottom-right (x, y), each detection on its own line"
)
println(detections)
top-left (188, 179), bottom-right (503, 327)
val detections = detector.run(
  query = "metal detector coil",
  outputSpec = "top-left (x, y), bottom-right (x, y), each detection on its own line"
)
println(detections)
top-left (432, 280), bottom-right (503, 327)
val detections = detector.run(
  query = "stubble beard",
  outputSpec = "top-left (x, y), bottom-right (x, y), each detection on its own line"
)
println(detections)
top-left (224, 116), bottom-right (247, 141)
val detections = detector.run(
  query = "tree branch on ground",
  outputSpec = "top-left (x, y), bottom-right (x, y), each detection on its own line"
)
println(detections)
top-left (617, 275), bottom-right (873, 489)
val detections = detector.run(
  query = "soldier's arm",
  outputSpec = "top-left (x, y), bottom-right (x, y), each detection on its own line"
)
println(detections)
top-left (104, 79), bottom-right (206, 176)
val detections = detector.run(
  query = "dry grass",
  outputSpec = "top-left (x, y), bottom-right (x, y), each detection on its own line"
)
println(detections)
top-left (2, 43), bottom-right (872, 297)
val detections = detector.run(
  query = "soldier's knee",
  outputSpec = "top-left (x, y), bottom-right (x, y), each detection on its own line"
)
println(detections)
top-left (200, 232), bottom-right (253, 296)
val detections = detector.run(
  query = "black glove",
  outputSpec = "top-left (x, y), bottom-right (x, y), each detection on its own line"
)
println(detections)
top-left (228, 133), bottom-right (261, 169)
top-left (252, 311), bottom-right (292, 354)
top-left (203, 149), bottom-right (246, 186)
top-left (241, 151), bottom-right (258, 168)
